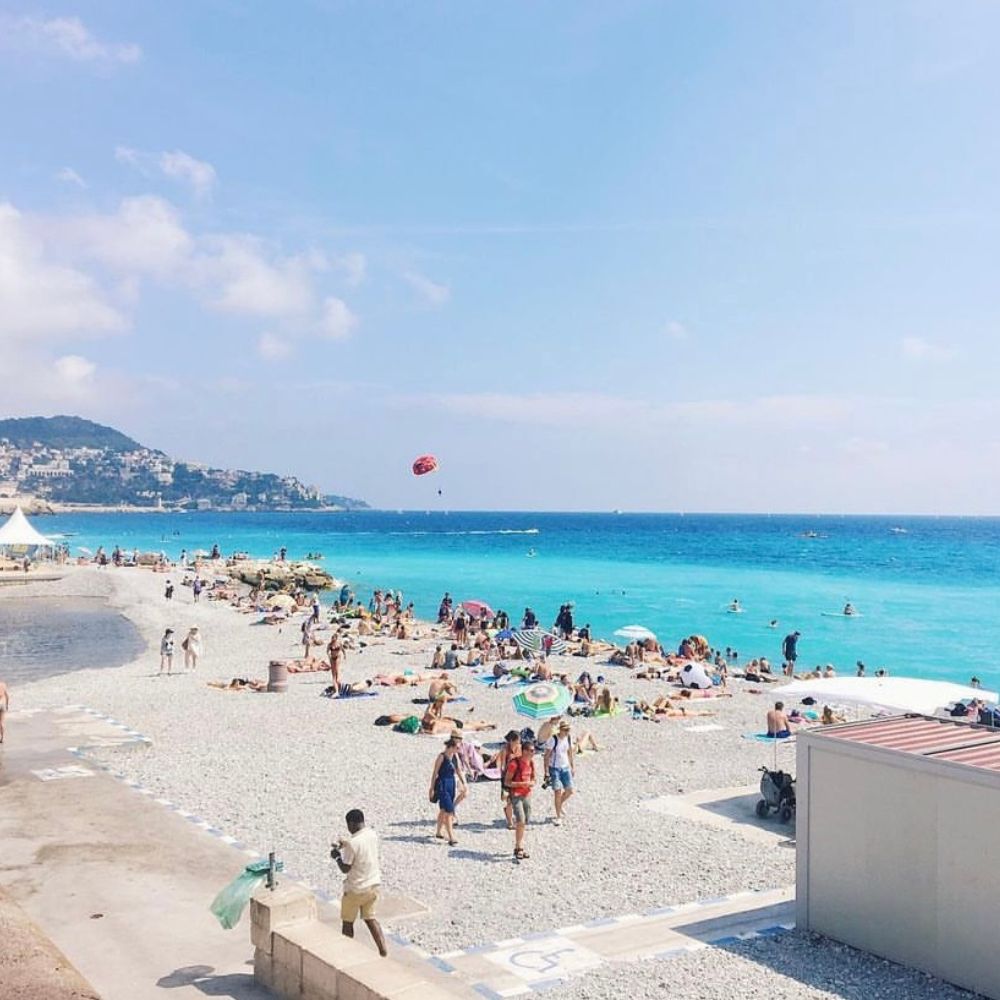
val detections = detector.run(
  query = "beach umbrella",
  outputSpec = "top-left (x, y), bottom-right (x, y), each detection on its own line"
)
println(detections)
top-left (461, 599), bottom-right (495, 620)
top-left (614, 625), bottom-right (657, 642)
top-left (267, 593), bottom-right (296, 610)
top-left (512, 628), bottom-right (567, 655)
top-left (512, 682), bottom-right (572, 720)
top-left (774, 676), bottom-right (998, 716)
top-left (495, 628), bottom-right (515, 640)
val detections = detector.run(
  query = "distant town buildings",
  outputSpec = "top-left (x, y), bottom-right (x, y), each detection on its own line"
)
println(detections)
top-left (0, 438), bottom-right (351, 511)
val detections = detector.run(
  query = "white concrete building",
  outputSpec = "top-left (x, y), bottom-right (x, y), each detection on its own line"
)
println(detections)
top-left (796, 714), bottom-right (1000, 1000)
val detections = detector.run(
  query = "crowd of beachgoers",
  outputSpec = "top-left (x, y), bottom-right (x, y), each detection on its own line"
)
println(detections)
top-left (1, 550), bottom-right (974, 999)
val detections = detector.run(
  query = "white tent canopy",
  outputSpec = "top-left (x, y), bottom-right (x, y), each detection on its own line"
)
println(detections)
top-left (0, 506), bottom-right (55, 548)
top-left (774, 676), bottom-right (998, 716)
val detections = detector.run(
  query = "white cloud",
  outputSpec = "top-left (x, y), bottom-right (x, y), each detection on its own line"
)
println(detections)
top-left (201, 236), bottom-right (320, 317)
top-left (51, 195), bottom-right (194, 279)
top-left (116, 147), bottom-right (217, 198)
top-left (257, 332), bottom-right (293, 362)
top-left (1, 15), bottom-right (141, 64)
top-left (56, 167), bottom-right (87, 189)
top-left (159, 151), bottom-right (217, 198)
top-left (900, 336), bottom-right (956, 362)
top-left (0, 202), bottom-right (125, 340)
top-left (320, 297), bottom-right (358, 339)
top-left (54, 354), bottom-right (97, 383)
top-left (403, 270), bottom-right (450, 306)
top-left (664, 320), bottom-right (688, 340)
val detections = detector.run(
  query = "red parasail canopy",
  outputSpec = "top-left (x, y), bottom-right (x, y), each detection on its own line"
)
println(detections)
top-left (412, 454), bottom-right (438, 476)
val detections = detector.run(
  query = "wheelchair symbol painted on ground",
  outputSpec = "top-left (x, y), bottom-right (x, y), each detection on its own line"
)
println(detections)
top-left (485, 935), bottom-right (603, 983)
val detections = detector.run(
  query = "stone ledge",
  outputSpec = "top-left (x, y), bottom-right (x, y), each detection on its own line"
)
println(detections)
top-left (252, 886), bottom-right (464, 999)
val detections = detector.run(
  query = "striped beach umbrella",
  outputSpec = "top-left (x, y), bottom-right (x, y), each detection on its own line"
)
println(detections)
top-left (512, 682), bottom-right (572, 720)
top-left (511, 628), bottom-right (567, 655)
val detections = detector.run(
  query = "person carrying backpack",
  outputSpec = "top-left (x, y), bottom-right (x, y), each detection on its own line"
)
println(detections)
top-left (504, 740), bottom-right (536, 861)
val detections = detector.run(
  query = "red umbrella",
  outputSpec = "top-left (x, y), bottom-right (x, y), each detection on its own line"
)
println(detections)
top-left (461, 599), bottom-right (495, 620)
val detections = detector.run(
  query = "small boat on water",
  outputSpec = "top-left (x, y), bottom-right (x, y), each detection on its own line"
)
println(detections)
top-left (890, 526), bottom-right (908, 535)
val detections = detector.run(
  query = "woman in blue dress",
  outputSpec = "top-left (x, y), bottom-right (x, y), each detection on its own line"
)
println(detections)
top-left (429, 737), bottom-right (466, 846)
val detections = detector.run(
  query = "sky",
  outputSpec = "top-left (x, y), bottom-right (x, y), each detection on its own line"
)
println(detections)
top-left (3, 1), bottom-right (1000, 513)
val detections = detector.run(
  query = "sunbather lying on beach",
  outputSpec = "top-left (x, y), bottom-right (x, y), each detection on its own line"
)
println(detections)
top-left (208, 678), bottom-right (269, 692)
top-left (372, 671), bottom-right (438, 686)
top-left (321, 680), bottom-right (375, 698)
top-left (285, 659), bottom-right (328, 673)
top-left (633, 696), bottom-right (715, 720)
top-left (374, 711), bottom-right (498, 735)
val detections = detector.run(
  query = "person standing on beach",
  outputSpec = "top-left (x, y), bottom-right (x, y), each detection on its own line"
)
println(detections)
top-left (327, 634), bottom-right (345, 691)
top-left (543, 721), bottom-right (575, 826)
top-left (301, 618), bottom-right (313, 660)
top-left (164, 580), bottom-right (174, 600)
top-left (505, 740), bottom-right (536, 860)
top-left (182, 627), bottom-right (202, 670)
top-left (782, 630), bottom-right (800, 665)
top-left (429, 737), bottom-right (466, 845)
top-left (311, 594), bottom-right (321, 623)
top-left (331, 809), bottom-right (387, 957)
top-left (0, 679), bottom-right (9, 743)
top-left (192, 577), bottom-right (203, 603)
top-left (159, 629), bottom-right (175, 674)
top-left (496, 730), bottom-right (521, 830)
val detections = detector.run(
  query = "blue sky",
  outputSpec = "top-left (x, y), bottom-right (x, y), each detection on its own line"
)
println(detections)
top-left (2, 2), bottom-right (1000, 512)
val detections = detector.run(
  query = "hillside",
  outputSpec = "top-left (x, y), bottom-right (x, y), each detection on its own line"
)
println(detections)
top-left (0, 415), bottom-right (368, 511)
top-left (0, 415), bottom-right (142, 452)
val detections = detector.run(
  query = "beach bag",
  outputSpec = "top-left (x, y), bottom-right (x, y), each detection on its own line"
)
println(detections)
top-left (210, 858), bottom-right (282, 930)
top-left (394, 715), bottom-right (421, 734)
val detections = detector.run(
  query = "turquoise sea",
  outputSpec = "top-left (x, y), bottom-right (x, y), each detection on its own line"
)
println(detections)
top-left (42, 511), bottom-right (1000, 689)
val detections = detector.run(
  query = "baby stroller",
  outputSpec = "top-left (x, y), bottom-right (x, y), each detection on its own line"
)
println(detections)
top-left (756, 766), bottom-right (796, 823)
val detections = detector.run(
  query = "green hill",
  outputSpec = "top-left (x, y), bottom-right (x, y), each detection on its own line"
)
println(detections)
top-left (0, 416), bottom-right (143, 452)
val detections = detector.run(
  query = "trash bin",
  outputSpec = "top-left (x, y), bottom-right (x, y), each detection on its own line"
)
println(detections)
top-left (267, 660), bottom-right (288, 693)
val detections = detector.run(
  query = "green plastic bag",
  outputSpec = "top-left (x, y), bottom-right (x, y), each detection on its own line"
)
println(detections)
top-left (210, 859), bottom-right (283, 930)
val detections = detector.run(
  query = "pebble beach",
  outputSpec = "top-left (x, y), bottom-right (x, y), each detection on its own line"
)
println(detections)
top-left (4, 566), bottom-right (976, 999)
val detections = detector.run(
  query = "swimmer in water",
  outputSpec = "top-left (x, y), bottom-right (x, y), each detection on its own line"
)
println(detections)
top-left (729, 599), bottom-right (741, 612)
top-left (768, 619), bottom-right (779, 629)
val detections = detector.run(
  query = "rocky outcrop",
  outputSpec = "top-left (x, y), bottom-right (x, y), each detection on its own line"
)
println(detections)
top-left (227, 559), bottom-right (338, 592)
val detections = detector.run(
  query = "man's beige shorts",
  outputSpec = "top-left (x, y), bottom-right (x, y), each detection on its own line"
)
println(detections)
top-left (341, 887), bottom-right (379, 922)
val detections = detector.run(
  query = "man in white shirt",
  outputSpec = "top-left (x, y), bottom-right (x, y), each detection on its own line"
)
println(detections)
top-left (543, 721), bottom-right (576, 826)
top-left (331, 809), bottom-right (387, 956)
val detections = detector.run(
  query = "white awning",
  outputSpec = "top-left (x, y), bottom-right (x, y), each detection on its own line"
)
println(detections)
top-left (774, 676), bottom-right (997, 715)
top-left (0, 505), bottom-right (54, 547)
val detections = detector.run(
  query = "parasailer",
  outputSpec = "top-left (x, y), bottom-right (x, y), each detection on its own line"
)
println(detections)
top-left (412, 454), bottom-right (438, 477)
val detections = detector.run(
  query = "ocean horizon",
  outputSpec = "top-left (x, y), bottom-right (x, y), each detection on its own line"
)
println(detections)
top-left (37, 509), bottom-right (1000, 691)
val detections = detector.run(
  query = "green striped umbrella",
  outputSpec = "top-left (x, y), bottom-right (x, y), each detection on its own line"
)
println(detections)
top-left (512, 682), bottom-right (572, 720)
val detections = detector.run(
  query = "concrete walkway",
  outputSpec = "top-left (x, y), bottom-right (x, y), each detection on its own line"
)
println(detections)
top-left (0, 708), bottom-right (275, 999)
top-left (432, 886), bottom-right (795, 997)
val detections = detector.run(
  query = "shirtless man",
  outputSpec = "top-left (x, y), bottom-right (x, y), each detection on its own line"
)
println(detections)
top-left (327, 635), bottom-right (346, 690)
top-left (0, 679), bottom-right (8, 743)
top-left (428, 674), bottom-right (457, 704)
top-left (766, 701), bottom-right (791, 738)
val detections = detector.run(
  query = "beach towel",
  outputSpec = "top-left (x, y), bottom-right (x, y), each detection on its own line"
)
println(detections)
top-left (472, 674), bottom-right (528, 687)
top-left (411, 696), bottom-right (470, 704)
top-left (591, 705), bottom-right (622, 719)
top-left (743, 732), bottom-right (794, 742)
top-left (457, 741), bottom-right (500, 781)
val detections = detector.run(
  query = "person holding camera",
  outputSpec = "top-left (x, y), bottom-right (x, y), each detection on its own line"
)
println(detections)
top-left (330, 809), bottom-right (387, 957)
